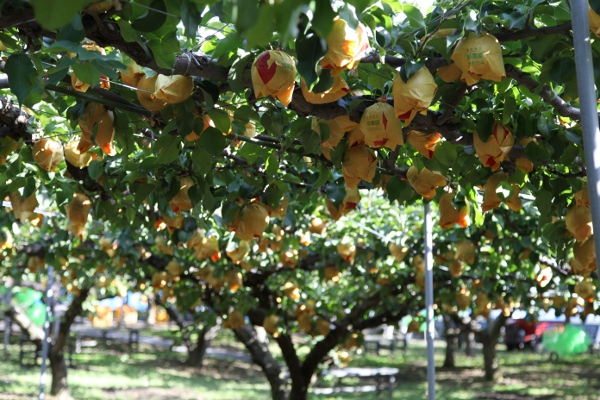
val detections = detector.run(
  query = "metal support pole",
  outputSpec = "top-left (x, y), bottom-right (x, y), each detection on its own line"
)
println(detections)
top-left (424, 202), bottom-right (436, 400)
top-left (4, 278), bottom-right (13, 358)
top-left (571, 0), bottom-right (600, 285)
top-left (39, 266), bottom-right (54, 400)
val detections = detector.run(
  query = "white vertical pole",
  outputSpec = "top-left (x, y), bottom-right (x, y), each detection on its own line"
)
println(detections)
top-left (424, 202), bottom-right (436, 400)
top-left (3, 278), bottom-right (12, 358)
top-left (572, 0), bottom-right (600, 285)
top-left (38, 266), bottom-right (54, 400)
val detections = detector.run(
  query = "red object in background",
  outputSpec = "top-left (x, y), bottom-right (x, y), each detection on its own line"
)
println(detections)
top-left (504, 319), bottom-right (564, 350)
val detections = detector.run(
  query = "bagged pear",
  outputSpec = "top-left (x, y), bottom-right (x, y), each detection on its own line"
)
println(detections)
top-left (137, 75), bottom-right (169, 112)
top-left (251, 50), bottom-right (297, 107)
top-left (451, 32), bottom-right (506, 85)
top-left (120, 60), bottom-right (145, 87)
top-left (342, 144), bottom-right (377, 189)
top-left (473, 123), bottom-right (514, 171)
top-left (230, 202), bottom-right (270, 241)
top-left (313, 115), bottom-right (358, 159)
top-left (78, 102), bottom-right (115, 155)
top-left (438, 192), bottom-right (459, 229)
top-left (566, 205), bottom-right (593, 242)
top-left (407, 130), bottom-right (441, 159)
top-left (64, 140), bottom-right (93, 168)
top-left (326, 187), bottom-right (361, 221)
top-left (300, 74), bottom-right (349, 104)
top-left (169, 176), bottom-right (194, 213)
top-left (406, 165), bottom-right (447, 200)
top-left (321, 17), bottom-right (370, 76)
top-left (154, 74), bottom-right (194, 104)
top-left (359, 101), bottom-right (403, 149)
top-left (33, 138), bottom-right (64, 172)
top-left (393, 66), bottom-right (438, 124)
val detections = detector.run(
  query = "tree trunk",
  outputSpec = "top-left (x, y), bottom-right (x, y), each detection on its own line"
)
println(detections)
top-left (234, 325), bottom-right (287, 400)
top-left (188, 325), bottom-right (219, 367)
top-left (49, 347), bottom-right (68, 399)
top-left (442, 314), bottom-right (458, 368)
top-left (288, 380), bottom-right (308, 400)
top-left (482, 338), bottom-right (498, 381)
top-left (49, 288), bottom-right (90, 397)
top-left (480, 313), bottom-right (508, 381)
top-left (465, 331), bottom-right (475, 357)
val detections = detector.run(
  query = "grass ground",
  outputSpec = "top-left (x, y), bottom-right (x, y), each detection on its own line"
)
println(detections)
top-left (2, 330), bottom-right (600, 400)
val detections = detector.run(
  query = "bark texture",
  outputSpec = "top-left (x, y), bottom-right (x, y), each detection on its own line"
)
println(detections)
top-left (234, 325), bottom-right (287, 400)
top-left (479, 314), bottom-right (508, 381)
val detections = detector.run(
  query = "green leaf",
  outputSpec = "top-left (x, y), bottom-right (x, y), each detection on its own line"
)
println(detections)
top-left (134, 183), bottom-right (157, 206)
top-left (192, 148), bottom-right (212, 175)
top-left (180, 0), bottom-right (200, 38)
top-left (402, 4), bottom-right (425, 29)
top-left (311, 1), bottom-right (335, 38)
top-left (72, 63), bottom-right (102, 86)
top-left (88, 160), bottom-right (103, 180)
top-left (228, 53), bottom-right (253, 93)
top-left (30, 0), bottom-right (88, 30)
top-left (131, 0), bottom-right (167, 32)
top-left (232, 0), bottom-right (260, 32)
top-left (4, 54), bottom-right (35, 105)
top-left (549, 57), bottom-right (576, 85)
top-left (56, 14), bottom-right (85, 42)
top-left (330, 139), bottom-right (349, 168)
top-left (265, 153), bottom-right (279, 182)
top-left (592, 0), bottom-right (600, 14)
top-left (338, 3), bottom-right (359, 30)
top-left (246, 4), bottom-right (276, 48)
top-left (476, 113), bottom-right (495, 142)
top-left (296, 30), bottom-right (327, 88)
top-left (313, 163), bottom-right (331, 189)
top-left (207, 109), bottom-right (231, 133)
top-left (147, 30), bottom-right (179, 69)
top-left (198, 127), bottom-right (228, 156)
top-left (387, 177), bottom-right (413, 203)
top-left (434, 141), bottom-right (457, 167)
top-left (155, 135), bottom-right (182, 164)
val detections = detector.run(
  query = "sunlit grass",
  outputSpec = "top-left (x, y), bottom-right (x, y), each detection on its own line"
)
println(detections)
top-left (2, 333), bottom-right (600, 400)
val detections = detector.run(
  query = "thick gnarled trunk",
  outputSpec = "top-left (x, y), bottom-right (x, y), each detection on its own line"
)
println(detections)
top-left (442, 314), bottom-right (458, 368)
top-left (49, 288), bottom-right (90, 397)
top-left (482, 338), bottom-right (498, 381)
top-left (188, 325), bottom-right (219, 367)
top-left (234, 325), bottom-right (287, 400)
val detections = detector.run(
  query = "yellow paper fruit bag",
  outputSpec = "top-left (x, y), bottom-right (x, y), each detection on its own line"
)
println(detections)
top-left (473, 123), bottom-right (514, 171)
top-left (437, 63), bottom-right (462, 83)
top-left (566, 205), bottom-right (593, 242)
top-left (120, 60), bottom-right (145, 87)
top-left (590, 5), bottom-right (600, 37)
top-left (313, 115), bottom-right (358, 159)
top-left (570, 236), bottom-right (596, 275)
top-left (300, 74), bottom-right (349, 104)
top-left (78, 103), bottom-right (115, 155)
top-left (9, 191), bottom-right (38, 223)
top-left (359, 101), bottom-right (403, 149)
top-left (389, 243), bottom-right (409, 263)
top-left (154, 74), bottom-right (194, 104)
top-left (169, 176), bottom-right (194, 213)
top-left (407, 130), bottom-right (441, 159)
top-left (321, 17), bottom-right (370, 76)
top-left (438, 192), bottom-right (459, 229)
top-left (406, 165), bottom-right (447, 200)
top-left (251, 50), bottom-right (297, 107)
top-left (137, 75), bottom-right (169, 112)
top-left (337, 243), bottom-right (357, 264)
top-left (575, 187), bottom-right (590, 207)
top-left (455, 240), bottom-right (476, 264)
top-left (226, 240), bottom-right (250, 264)
top-left (64, 140), bottom-right (93, 168)
top-left (506, 184), bottom-right (522, 212)
top-left (66, 193), bottom-right (92, 229)
top-left (33, 138), bottom-right (64, 172)
top-left (451, 32), bottom-right (506, 85)
top-left (230, 202), bottom-right (270, 241)
top-left (342, 144), bottom-right (377, 189)
top-left (481, 172), bottom-right (503, 212)
top-left (325, 186), bottom-right (361, 221)
top-left (223, 309), bottom-right (245, 330)
top-left (393, 67), bottom-right (438, 124)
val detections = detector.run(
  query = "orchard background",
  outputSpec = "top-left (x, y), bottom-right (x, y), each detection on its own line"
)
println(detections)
top-left (0, 0), bottom-right (598, 399)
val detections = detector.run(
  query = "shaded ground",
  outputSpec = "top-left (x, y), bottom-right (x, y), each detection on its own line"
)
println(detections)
top-left (3, 328), bottom-right (600, 400)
